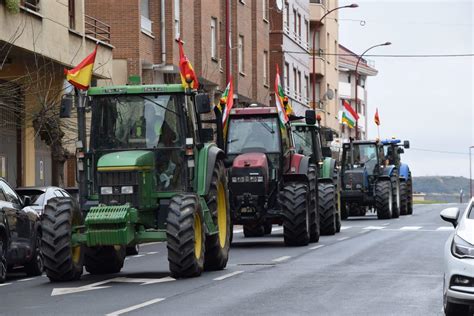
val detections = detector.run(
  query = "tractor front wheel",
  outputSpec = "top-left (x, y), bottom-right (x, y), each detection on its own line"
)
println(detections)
top-left (375, 181), bottom-right (392, 220)
top-left (399, 181), bottom-right (408, 215)
top-left (42, 198), bottom-right (84, 282)
top-left (308, 165), bottom-right (320, 243)
top-left (84, 246), bottom-right (126, 275)
top-left (407, 174), bottom-right (414, 215)
top-left (204, 161), bottom-right (231, 271)
top-left (281, 182), bottom-right (310, 246)
top-left (167, 194), bottom-right (205, 278)
top-left (319, 183), bottom-right (337, 236)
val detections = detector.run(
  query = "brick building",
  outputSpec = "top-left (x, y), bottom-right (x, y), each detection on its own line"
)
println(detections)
top-left (85, 0), bottom-right (271, 106)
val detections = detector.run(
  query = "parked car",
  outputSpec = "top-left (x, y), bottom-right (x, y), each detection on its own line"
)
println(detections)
top-left (0, 178), bottom-right (43, 283)
top-left (440, 199), bottom-right (474, 315)
top-left (15, 186), bottom-right (74, 215)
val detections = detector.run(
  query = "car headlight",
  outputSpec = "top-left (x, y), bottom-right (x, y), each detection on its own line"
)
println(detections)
top-left (121, 186), bottom-right (134, 194)
top-left (452, 235), bottom-right (474, 259)
top-left (100, 186), bottom-right (113, 195)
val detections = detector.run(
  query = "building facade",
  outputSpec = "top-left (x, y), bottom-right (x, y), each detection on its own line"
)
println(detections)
top-left (309, 0), bottom-right (340, 132)
top-left (338, 44), bottom-right (378, 141)
top-left (0, 0), bottom-right (113, 187)
top-left (85, 0), bottom-right (270, 106)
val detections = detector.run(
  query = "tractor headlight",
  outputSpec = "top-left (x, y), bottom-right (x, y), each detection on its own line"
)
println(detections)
top-left (121, 186), bottom-right (134, 194)
top-left (100, 186), bottom-right (113, 195)
top-left (452, 235), bottom-right (474, 259)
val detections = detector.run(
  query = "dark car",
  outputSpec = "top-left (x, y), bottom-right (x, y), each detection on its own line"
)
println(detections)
top-left (0, 178), bottom-right (43, 283)
top-left (15, 186), bottom-right (74, 215)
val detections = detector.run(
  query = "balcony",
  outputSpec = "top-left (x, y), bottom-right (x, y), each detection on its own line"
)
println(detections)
top-left (309, 1), bottom-right (326, 23)
top-left (309, 51), bottom-right (325, 76)
top-left (85, 15), bottom-right (111, 44)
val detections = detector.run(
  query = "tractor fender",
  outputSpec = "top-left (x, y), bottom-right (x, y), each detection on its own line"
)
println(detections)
top-left (197, 143), bottom-right (225, 196)
top-left (283, 155), bottom-right (310, 184)
top-left (379, 165), bottom-right (396, 180)
top-left (320, 157), bottom-right (336, 181)
top-left (399, 163), bottom-right (410, 181)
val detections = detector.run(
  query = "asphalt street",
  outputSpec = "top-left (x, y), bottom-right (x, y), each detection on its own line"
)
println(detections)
top-left (0, 204), bottom-right (461, 316)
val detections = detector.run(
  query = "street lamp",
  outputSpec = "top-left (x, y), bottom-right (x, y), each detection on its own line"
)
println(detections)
top-left (354, 41), bottom-right (391, 139)
top-left (311, 3), bottom-right (358, 112)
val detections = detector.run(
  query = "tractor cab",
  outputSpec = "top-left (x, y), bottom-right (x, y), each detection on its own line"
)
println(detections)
top-left (381, 139), bottom-right (410, 167)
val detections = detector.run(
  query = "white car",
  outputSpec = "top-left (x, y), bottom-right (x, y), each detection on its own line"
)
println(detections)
top-left (441, 199), bottom-right (474, 315)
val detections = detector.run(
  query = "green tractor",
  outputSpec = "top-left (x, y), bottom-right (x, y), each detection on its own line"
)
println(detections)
top-left (291, 110), bottom-right (341, 235)
top-left (42, 84), bottom-right (231, 281)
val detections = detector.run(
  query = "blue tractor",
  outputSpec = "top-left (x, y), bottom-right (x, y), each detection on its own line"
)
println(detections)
top-left (381, 139), bottom-right (412, 215)
top-left (340, 139), bottom-right (401, 220)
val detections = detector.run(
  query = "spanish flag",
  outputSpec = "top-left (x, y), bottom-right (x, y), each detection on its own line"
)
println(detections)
top-left (374, 108), bottom-right (380, 126)
top-left (64, 46), bottom-right (97, 90)
top-left (177, 39), bottom-right (199, 89)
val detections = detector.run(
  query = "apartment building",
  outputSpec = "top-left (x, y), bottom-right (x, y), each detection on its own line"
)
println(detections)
top-left (85, 0), bottom-right (270, 106)
top-left (338, 44), bottom-right (378, 140)
top-left (0, 0), bottom-right (112, 187)
top-left (270, 0), bottom-right (311, 115)
top-left (309, 0), bottom-right (340, 131)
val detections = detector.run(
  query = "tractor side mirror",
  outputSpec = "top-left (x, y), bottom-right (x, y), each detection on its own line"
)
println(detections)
top-left (324, 130), bottom-right (334, 142)
top-left (322, 147), bottom-right (332, 158)
top-left (397, 147), bottom-right (405, 154)
top-left (403, 140), bottom-right (410, 149)
top-left (59, 95), bottom-right (74, 118)
top-left (200, 128), bottom-right (214, 143)
top-left (305, 110), bottom-right (316, 125)
top-left (195, 94), bottom-right (211, 114)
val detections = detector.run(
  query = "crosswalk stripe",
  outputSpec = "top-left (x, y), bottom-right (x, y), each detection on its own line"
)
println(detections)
top-left (436, 226), bottom-right (454, 231)
top-left (340, 226), bottom-right (351, 230)
top-left (400, 226), bottom-right (422, 231)
top-left (363, 226), bottom-right (385, 230)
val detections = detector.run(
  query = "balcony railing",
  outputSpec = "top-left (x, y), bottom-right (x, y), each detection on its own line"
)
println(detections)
top-left (22, 0), bottom-right (40, 12)
top-left (85, 15), bottom-right (111, 43)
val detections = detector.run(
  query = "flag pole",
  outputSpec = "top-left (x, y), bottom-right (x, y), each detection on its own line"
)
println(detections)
top-left (377, 125), bottom-right (380, 139)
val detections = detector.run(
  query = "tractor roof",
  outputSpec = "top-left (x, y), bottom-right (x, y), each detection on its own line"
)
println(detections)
top-left (345, 140), bottom-right (380, 146)
top-left (230, 107), bottom-right (278, 116)
top-left (88, 84), bottom-right (185, 96)
top-left (381, 139), bottom-right (401, 145)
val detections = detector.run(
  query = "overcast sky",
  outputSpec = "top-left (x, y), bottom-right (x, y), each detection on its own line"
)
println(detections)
top-left (338, 0), bottom-right (473, 178)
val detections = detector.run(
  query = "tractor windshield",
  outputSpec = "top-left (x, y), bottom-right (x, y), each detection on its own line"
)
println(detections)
top-left (226, 117), bottom-right (280, 154)
top-left (292, 128), bottom-right (313, 156)
top-left (343, 143), bottom-right (379, 175)
top-left (90, 95), bottom-right (182, 150)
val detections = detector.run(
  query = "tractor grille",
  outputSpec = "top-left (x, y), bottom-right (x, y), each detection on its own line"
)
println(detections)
top-left (98, 171), bottom-right (140, 208)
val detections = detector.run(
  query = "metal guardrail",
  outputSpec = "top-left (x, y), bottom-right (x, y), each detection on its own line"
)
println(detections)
top-left (85, 14), bottom-right (111, 43)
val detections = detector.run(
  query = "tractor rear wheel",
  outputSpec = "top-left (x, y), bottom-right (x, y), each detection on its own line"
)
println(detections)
top-left (399, 182), bottom-right (408, 215)
top-left (407, 174), bottom-right (413, 214)
top-left (281, 182), bottom-right (310, 246)
top-left (84, 246), bottom-right (125, 274)
top-left (375, 181), bottom-right (392, 219)
top-left (42, 198), bottom-right (84, 282)
top-left (167, 194), bottom-right (205, 278)
top-left (243, 225), bottom-right (265, 237)
top-left (204, 161), bottom-right (231, 271)
top-left (391, 176), bottom-right (400, 218)
top-left (319, 183), bottom-right (337, 236)
top-left (308, 165), bottom-right (320, 243)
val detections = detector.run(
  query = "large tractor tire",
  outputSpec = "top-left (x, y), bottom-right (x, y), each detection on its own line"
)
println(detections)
top-left (308, 165), bottom-right (320, 243)
top-left (318, 183), bottom-right (337, 236)
top-left (243, 225), bottom-right (265, 237)
top-left (391, 176), bottom-right (400, 219)
top-left (167, 194), bottom-right (205, 278)
top-left (25, 231), bottom-right (44, 277)
top-left (42, 198), bottom-right (84, 282)
top-left (281, 182), bottom-right (310, 246)
top-left (399, 181), bottom-right (408, 215)
top-left (407, 174), bottom-right (413, 215)
top-left (375, 181), bottom-right (392, 220)
top-left (84, 246), bottom-right (126, 275)
top-left (204, 160), bottom-right (231, 271)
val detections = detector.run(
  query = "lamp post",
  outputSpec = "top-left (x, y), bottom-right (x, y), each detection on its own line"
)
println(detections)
top-left (311, 3), bottom-right (358, 112)
top-left (470, 146), bottom-right (474, 199)
top-left (354, 41), bottom-right (391, 139)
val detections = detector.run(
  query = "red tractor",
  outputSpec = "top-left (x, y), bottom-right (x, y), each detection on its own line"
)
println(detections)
top-left (225, 107), bottom-right (319, 246)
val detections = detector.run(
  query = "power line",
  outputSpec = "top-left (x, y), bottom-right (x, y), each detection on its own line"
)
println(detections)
top-left (410, 147), bottom-right (469, 156)
top-left (274, 50), bottom-right (474, 58)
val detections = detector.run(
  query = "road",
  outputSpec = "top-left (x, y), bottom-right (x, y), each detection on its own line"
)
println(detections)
top-left (0, 204), bottom-right (459, 315)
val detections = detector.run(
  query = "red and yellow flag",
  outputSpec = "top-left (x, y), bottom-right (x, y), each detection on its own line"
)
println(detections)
top-left (64, 46), bottom-right (97, 90)
top-left (177, 39), bottom-right (199, 89)
top-left (374, 108), bottom-right (380, 126)
top-left (220, 77), bottom-right (234, 127)
top-left (274, 64), bottom-right (289, 127)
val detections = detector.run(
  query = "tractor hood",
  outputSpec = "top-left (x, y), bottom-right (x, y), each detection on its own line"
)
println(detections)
top-left (233, 153), bottom-right (268, 169)
top-left (97, 150), bottom-right (154, 171)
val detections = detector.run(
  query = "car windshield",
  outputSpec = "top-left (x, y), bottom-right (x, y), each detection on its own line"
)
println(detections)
top-left (90, 95), bottom-right (182, 150)
top-left (468, 204), bottom-right (474, 219)
top-left (226, 117), bottom-right (280, 154)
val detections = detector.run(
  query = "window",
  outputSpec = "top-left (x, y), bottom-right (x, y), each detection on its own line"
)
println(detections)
top-left (293, 9), bottom-right (297, 34)
top-left (263, 51), bottom-right (269, 85)
top-left (238, 35), bottom-right (244, 73)
top-left (334, 40), bottom-right (338, 66)
top-left (21, 0), bottom-right (40, 12)
top-left (298, 71), bottom-right (302, 96)
top-left (211, 18), bottom-right (217, 59)
top-left (305, 20), bottom-right (309, 44)
top-left (284, 62), bottom-right (290, 90)
top-left (326, 32), bottom-right (330, 63)
top-left (141, 0), bottom-right (149, 18)
top-left (305, 75), bottom-right (309, 100)
top-left (297, 14), bottom-right (301, 38)
top-left (263, 0), bottom-right (269, 21)
top-left (285, 4), bottom-right (290, 30)
top-left (293, 68), bottom-right (297, 96)
top-left (68, 0), bottom-right (75, 29)
top-left (140, 0), bottom-right (152, 33)
top-left (174, 0), bottom-right (180, 39)
top-left (310, 31), bottom-right (320, 52)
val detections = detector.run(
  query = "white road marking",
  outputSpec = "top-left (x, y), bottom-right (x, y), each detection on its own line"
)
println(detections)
top-left (363, 226), bottom-right (385, 230)
top-left (273, 227), bottom-right (283, 232)
top-left (400, 226), bottom-right (422, 231)
top-left (340, 226), bottom-right (351, 230)
top-left (0, 283), bottom-right (12, 287)
top-left (132, 254), bottom-right (145, 258)
top-left (437, 226), bottom-right (454, 231)
top-left (106, 298), bottom-right (165, 316)
top-left (337, 237), bottom-right (350, 241)
top-left (272, 256), bottom-right (291, 262)
top-left (309, 245), bottom-right (325, 250)
top-left (233, 229), bottom-right (243, 234)
top-left (382, 223), bottom-right (390, 226)
top-left (17, 277), bottom-right (37, 282)
top-left (146, 252), bottom-right (158, 255)
top-left (213, 270), bottom-right (244, 281)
